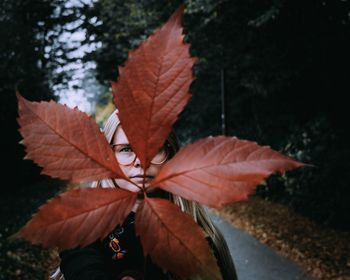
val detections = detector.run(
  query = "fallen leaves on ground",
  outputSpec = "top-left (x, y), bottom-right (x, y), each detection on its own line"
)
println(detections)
top-left (215, 196), bottom-right (350, 280)
top-left (0, 180), bottom-right (73, 280)
top-left (3, 180), bottom-right (350, 279)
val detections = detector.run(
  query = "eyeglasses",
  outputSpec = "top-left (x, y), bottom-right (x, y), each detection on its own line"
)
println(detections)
top-left (111, 144), bottom-right (168, 165)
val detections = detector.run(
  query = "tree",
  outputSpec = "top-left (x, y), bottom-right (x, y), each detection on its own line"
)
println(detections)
top-left (81, 0), bottom-right (350, 229)
top-left (0, 0), bottom-right (83, 189)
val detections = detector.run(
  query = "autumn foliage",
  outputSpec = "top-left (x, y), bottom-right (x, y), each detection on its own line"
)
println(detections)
top-left (16, 5), bottom-right (304, 279)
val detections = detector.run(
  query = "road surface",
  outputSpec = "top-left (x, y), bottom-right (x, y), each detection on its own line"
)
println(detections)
top-left (210, 214), bottom-right (314, 280)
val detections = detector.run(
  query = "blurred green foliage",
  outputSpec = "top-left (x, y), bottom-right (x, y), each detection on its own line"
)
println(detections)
top-left (0, 0), bottom-right (82, 188)
top-left (2, 0), bottom-right (349, 229)
top-left (80, 0), bottom-right (350, 229)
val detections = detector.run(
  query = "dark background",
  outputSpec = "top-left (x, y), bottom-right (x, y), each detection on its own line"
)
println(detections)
top-left (1, 0), bottom-right (349, 233)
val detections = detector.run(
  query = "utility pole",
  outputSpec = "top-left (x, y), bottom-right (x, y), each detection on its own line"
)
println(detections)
top-left (220, 68), bottom-right (227, 135)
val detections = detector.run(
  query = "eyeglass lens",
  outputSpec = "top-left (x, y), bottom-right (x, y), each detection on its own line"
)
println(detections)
top-left (112, 144), bottom-right (168, 165)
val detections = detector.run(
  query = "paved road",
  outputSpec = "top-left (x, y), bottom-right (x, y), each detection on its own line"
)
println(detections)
top-left (210, 214), bottom-right (314, 280)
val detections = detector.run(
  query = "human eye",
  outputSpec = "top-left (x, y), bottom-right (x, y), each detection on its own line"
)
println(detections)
top-left (118, 145), bottom-right (133, 153)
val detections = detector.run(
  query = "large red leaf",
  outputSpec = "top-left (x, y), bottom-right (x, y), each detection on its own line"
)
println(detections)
top-left (17, 94), bottom-right (127, 182)
top-left (152, 136), bottom-right (305, 208)
top-left (112, 6), bottom-right (195, 169)
top-left (17, 188), bottom-right (137, 249)
top-left (135, 197), bottom-right (221, 279)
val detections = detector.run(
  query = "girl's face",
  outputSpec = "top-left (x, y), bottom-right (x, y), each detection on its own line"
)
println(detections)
top-left (112, 126), bottom-right (166, 192)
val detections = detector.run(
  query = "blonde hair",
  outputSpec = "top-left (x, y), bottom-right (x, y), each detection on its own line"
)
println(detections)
top-left (52, 110), bottom-right (237, 280)
top-left (95, 110), bottom-right (237, 280)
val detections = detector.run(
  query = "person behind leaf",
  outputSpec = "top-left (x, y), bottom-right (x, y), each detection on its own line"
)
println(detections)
top-left (52, 110), bottom-right (238, 280)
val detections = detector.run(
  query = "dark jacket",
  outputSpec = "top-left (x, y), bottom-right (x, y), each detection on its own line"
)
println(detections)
top-left (59, 212), bottom-right (176, 280)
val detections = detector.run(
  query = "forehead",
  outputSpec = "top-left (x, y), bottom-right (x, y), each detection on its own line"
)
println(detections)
top-left (113, 126), bottom-right (129, 144)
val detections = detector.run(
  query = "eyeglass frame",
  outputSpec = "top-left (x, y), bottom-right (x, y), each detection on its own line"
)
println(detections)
top-left (111, 143), bottom-right (170, 166)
